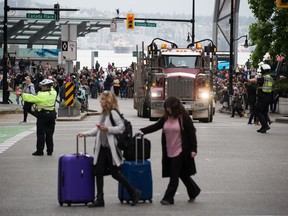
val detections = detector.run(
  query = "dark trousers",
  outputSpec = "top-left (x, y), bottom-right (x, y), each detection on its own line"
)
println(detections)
top-left (248, 103), bottom-right (257, 123)
top-left (95, 146), bottom-right (135, 196)
top-left (23, 102), bottom-right (33, 121)
top-left (255, 94), bottom-right (271, 128)
top-left (36, 110), bottom-right (56, 153)
top-left (163, 153), bottom-right (200, 202)
top-left (231, 107), bottom-right (243, 117)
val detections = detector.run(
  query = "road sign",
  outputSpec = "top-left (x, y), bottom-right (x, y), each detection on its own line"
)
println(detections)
top-left (276, 0), bottom-right (288, 8)
top-left (135, 22), bottom-right (157, 27)
top-left (26, 13), bottom-right (56, 20)
top-left (132, 51), bottom-right (142, 57)
top-left (62, 41), bottom-right (77, 60)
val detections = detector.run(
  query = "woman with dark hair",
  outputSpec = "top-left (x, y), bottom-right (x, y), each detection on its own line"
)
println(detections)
top-left (138, 96), bottom-right (200, 205)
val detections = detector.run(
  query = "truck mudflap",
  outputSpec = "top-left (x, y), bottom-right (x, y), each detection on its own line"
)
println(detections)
top-left (192, 109), bottom-right (209, 119)
top-left (150, 100), bottom-right (164, 120)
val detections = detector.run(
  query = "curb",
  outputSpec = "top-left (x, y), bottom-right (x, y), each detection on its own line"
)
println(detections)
top-left (218, 109), bottom-right (288, 123)
top-left (275, 116), bottom-right (288, 123)
top-left (56, 109), bottom-right (99, 121)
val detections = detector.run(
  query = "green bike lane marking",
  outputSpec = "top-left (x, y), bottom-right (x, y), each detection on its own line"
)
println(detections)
top-left (0, 125), bottom-right (36, 153)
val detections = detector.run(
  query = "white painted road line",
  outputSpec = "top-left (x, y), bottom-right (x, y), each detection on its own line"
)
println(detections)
top-left (0, 127), bottom-right (36, 154)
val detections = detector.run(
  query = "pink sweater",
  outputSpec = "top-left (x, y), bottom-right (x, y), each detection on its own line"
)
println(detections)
top-left (163, 117), bottom-right (182, 158)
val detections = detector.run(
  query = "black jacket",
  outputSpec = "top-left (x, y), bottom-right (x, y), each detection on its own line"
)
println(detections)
top-left (140, 112), bottom-right (197, 178)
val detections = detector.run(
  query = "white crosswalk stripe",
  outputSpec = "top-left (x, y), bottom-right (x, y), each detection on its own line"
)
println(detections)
top-left (0, 127), bottom-right (36, 154)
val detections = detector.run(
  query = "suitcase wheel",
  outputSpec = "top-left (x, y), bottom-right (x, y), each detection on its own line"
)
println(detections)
top-left (59, 202), bottom-right (63, 206)
top-left (67, 203), bottom-right (71, 207)
top-left (120, 200), bottom-right (123, 203)
top-left (149, 199), bottom-right (152, 203)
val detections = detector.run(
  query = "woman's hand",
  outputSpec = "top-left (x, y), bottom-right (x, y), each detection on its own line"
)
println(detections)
top-left (134, 130), bottom-right (144, 137)
top-left (77, 132), bottom-right (85, 137)
top-left (96, 124), bottom-right (108, 132)
top-left (191, 151), bottom-right (197, 158)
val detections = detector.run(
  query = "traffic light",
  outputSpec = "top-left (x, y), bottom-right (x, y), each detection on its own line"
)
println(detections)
top-left (126, 13), bottom-right (134, 30)
top-left (54, 3), bottom-right (60, 21)
top-left (276, 0), bottom-right (288, 8)
top-left (211, 44), bottom-right (217, 55)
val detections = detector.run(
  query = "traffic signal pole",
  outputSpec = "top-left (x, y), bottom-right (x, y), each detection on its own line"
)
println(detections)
top-left (1, 0), bottom-right (10, 104)
top-left (1, 1), bottom-right (78, 104)
top-left (115, 15), bottom-right (194, 44)
top-left (115, 17), bottom-right (193, 24)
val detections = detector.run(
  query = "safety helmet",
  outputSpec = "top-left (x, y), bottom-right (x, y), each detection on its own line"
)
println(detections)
top-left (261, 64), bottom-right (271, 70)
top-left (39, 79), bottom-right (54, 86)
top-left (260, 64), bottom-right (271, 73)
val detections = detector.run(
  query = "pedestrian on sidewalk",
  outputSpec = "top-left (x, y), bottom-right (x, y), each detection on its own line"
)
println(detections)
top-left (137, 96), bottom-right (200, 205)
top-left (20, 76), bottom-right (36, 123)
top-left (245, 81), bottom-right (258, 124)
top-left (231, 88), bottom-right (243, 118)
top-left (77, 91), bottom-right (140, 207)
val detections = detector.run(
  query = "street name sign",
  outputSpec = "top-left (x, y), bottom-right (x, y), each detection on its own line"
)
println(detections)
top-left (26, 13), bottom-right (56, 20)
top-left (135, 22), bottom-right (157, 27)
top-left (132, 51), bottom-right (143, 57)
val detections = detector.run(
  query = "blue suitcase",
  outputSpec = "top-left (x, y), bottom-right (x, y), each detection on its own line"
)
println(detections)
top-left (118, 135), bottom-right (153, 203)
top-left (58, 137), bottom-right (95, 206)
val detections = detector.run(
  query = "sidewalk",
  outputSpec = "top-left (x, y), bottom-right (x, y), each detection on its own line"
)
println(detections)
top-left (218, 106), bottom-right (288, 123)
top-left (0, 90), bottom-right (100, 120)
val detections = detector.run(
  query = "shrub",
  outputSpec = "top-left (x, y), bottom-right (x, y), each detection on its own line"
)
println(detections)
top-left (273, 77), bottom-right (288, 98)
top-left (59, 98), bottom-right (81, 109)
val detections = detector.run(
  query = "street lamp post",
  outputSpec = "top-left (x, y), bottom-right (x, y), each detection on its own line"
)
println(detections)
top-left (191, 0), bottom-right (195, 45)
top-left (229, 0), bottom-right (234, 100)
top-left (228, 0), bottom-right (249, 109)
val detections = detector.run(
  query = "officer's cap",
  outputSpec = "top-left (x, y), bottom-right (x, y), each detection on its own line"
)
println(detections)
top-left (39, 79), bottom-right (54, 86)
top-left (261, 64), bottom-right (271, 72)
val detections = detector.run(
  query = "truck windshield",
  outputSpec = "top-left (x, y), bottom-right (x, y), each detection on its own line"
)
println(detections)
top-left (162, 56), bottom-right (201, 69)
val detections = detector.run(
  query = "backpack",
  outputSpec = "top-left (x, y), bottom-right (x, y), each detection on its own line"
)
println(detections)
top-left (110, 109), bottom-right (133, 151)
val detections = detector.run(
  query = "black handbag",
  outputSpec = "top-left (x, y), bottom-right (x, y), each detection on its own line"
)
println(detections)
top-left (123, 135), bottom-right (151, 161)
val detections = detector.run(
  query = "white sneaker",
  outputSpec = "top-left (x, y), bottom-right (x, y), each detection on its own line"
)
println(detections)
top-left (19, 121), bottom-right (27, 124)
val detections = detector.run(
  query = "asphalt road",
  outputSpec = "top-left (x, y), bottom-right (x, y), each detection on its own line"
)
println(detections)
top-left (0, 98), bottom-right (288, 216)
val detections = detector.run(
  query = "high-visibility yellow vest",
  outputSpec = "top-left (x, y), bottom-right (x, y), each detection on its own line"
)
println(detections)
top-left (22, 87), bottom-right (57, 111)
top-left (261, 74), bottom-right (273, 93)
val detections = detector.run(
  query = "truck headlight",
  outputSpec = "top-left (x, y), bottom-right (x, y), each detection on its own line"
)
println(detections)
top-left (151, 91), bottom-right (162, 98)
top-left (198, 92), bottom-right (209, 99)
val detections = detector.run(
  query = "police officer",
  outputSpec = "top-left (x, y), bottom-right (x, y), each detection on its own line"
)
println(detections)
top-left (16, 79), bottom-right (57, 156)
top-left (249, 64), bottom-right (274, 133)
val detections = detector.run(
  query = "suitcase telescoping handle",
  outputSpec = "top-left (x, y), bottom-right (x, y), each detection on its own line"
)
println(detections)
top-left (135, 134), bottom-right (145, 164)
top-left (76, 136), bottom-right (87, 156)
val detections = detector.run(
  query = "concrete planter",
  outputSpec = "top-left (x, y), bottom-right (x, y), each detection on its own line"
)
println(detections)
top-left (57, 107), bottom-right (81, 117)
top-left (278, 97), bottom-right (288, 115)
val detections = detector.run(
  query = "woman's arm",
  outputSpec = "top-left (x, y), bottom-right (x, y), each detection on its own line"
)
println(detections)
top-left (140, 117), bottom-right (165, 135)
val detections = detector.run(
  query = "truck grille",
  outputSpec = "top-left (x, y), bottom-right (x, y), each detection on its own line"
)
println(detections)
top-left (166, 78), bottom-right (194, 100)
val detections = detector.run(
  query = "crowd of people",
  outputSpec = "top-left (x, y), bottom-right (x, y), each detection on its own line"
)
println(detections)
top-left (214, 62), bottom-right (278, 133)
top-left (1, 57), bottom-right (282, 135)
top-left (1, 58), bottom-right (136, 107)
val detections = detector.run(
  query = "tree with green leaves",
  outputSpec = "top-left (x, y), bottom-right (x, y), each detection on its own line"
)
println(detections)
top-left (248, 0), bottom-right (288, 68)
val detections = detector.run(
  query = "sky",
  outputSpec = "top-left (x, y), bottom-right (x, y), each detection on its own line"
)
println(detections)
top-left (7, 0), bottom-right (253, 17)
